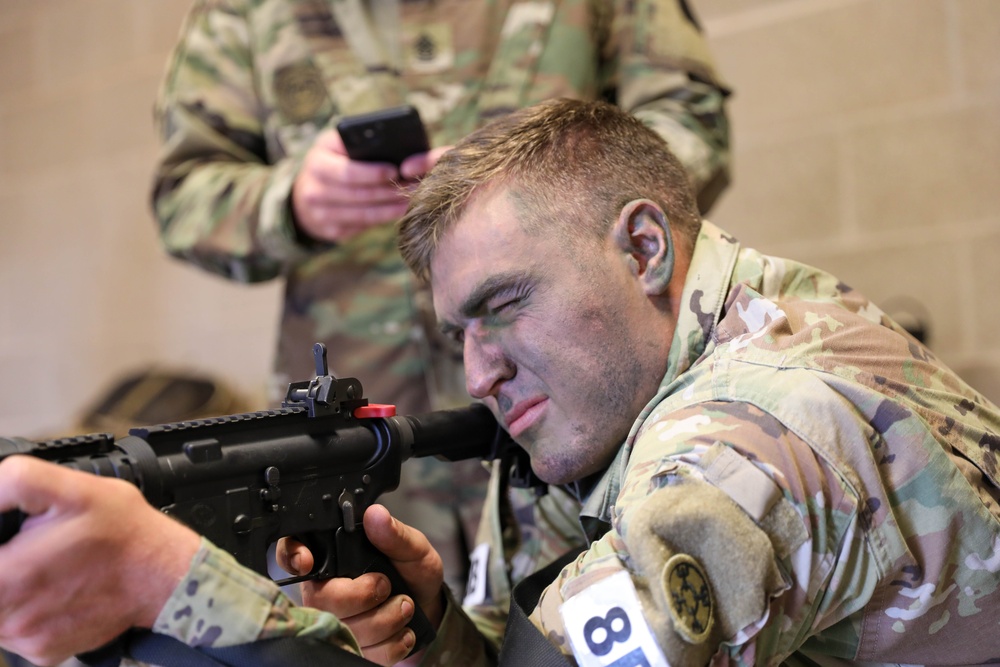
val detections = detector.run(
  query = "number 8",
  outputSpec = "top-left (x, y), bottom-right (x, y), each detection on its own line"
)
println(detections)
top-left (583, 606), bottom-right (632, 656)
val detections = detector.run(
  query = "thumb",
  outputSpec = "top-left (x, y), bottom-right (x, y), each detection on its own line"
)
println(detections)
top-left (362, 504), bottom-right (420, 562)
top-left (363, 505), bottom-right (442, 594)
top-left (400, 145), bottom-right (451, 180)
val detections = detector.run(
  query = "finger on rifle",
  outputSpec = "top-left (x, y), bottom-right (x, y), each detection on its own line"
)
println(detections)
top-left (300, 571), bottom-right (392, 619)
top-left (362, 504), bottom-right (433, 568)
top-left (275, 536), bottom-right (315, 576)
top-left (335, 594), bottom-right (415, 650)
top-left (357, 621), bottom-right (417, 667)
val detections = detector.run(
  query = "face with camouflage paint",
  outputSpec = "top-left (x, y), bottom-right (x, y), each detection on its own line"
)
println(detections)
top-left (431, 187), bottom-right (682, 485)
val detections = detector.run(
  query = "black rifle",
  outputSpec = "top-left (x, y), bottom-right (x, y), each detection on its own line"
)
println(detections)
top-left (0, 343), bottom-right (517, 654)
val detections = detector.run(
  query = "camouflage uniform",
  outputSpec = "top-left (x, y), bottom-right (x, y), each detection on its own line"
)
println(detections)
top-left (455, 221), bottom-right (1000, 665)
top-left (151, 0), bottom-right (730, 596)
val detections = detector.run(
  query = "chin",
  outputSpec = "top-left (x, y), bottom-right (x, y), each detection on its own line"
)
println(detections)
top-left (524, 430), bottom-right (612, 485)
top-left (531, 466), bottom-right (567, 486)
top-left (527, 455), bottom-right (565, 485)
top-left (530, 456), bottom-right (594, 486)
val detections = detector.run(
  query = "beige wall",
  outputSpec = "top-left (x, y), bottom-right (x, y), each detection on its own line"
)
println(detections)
top-left (0, 0), bottom-right (283, 436)
top-left (1, 0), bottom-right (998, 437)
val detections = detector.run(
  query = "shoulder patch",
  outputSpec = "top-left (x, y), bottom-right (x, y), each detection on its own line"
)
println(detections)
top-left (274, 61), bottom-right (329, 123)
top-left (663, 553), bottom-right (713, 644)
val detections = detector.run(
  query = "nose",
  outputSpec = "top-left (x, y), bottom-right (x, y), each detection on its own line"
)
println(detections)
top-left (464, 326), bottom-right (514, 399)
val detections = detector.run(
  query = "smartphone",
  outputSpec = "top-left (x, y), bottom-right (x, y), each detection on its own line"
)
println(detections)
top-left (336, 105), bottom-right (430, 167)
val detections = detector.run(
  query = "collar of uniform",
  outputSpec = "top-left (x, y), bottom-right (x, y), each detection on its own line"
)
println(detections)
top-left (576, 443), bottom-right (628, 542)
top-left (573, 221), bottom-right (743, 539)
top-left (661, 219), bottom-right (742, 389)
top-left (626, 220), bottom-right (742, 437)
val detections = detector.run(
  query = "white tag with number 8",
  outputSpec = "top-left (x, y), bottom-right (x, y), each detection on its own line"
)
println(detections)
top-left (559, 570), bottom-right (671, 667)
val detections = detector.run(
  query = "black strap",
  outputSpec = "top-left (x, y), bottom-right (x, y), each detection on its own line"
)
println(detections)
top-left (497, 547), bottom-right (584, 667)
top-left (78, 629), bottom-right (378, 667)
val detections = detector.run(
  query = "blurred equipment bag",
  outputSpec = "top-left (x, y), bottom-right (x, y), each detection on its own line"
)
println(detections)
top-left (75, 368), bottom-right (250, 436)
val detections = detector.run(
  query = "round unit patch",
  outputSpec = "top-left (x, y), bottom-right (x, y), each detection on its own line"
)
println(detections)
top-left (663, 553), bottom-right (714, 644)
top-left (274, 61), bottom-right (329, 123)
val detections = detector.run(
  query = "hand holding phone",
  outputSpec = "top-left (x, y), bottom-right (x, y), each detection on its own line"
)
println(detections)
top-left (291, 106), bottom-right (432, 243)
top-left (336, 105), bottom-right (430, 167)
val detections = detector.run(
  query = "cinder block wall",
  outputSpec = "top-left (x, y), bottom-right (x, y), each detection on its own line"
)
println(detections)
top-left (0, 0), bottom-right (998, 437)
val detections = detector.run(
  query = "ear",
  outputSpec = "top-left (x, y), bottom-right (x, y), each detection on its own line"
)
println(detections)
top-left (611, 199), bottom-right (675, 296)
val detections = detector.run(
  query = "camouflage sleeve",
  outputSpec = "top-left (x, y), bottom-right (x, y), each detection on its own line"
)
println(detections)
top-left (151, 0), bottom-right (313, 284)
top-left (608, 0), bottom-right (731, 211)
top-left (528, 401), bottom-right (865, 665)
top-left (153, 538), bottom-right (362, 652)
top-left (416, 587), bottom-right (498, 667)
top-left (151, 539), bottom-right (497, 666)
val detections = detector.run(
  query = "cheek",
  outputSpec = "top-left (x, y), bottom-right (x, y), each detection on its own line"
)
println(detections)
top-left (508, 294), bottom-right (636, 392)
top-left (534, 316), bottom-right (629, 393)
top-left (563, 304), bottom-right (648, 416)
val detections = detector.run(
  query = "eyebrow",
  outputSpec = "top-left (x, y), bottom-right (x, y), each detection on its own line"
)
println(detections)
top-left (438, 270), bottom-right (529, 334)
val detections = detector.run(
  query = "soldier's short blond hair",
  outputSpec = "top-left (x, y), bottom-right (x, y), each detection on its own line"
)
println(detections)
top-left (398, 98), bottom-right (702, 281)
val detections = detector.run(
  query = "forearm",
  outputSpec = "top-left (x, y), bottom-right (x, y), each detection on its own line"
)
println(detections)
top-left (157, 545), bottom-right (497, 665)
top-left (152, 145), bottom-right (313, 283)
top-left (155, 538), bottom-right (362, 652)
top-left (151, 0), bottom-right (325, 283)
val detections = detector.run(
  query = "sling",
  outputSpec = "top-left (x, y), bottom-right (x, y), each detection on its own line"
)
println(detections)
top-left (79, 630), bottom-right (378, 667)
top-left (497, 547), bottom-right (583, 667)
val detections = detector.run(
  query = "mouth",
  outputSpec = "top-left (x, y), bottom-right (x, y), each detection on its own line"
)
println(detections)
top-left (504, 397), bottom-right (548, 439)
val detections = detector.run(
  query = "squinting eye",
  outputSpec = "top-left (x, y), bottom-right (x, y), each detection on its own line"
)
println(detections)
top-left (490, 297), bottom-right (521, 313)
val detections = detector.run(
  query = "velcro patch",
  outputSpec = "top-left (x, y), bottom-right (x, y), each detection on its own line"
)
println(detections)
top-left (702, 442), bottom-right (780, 522)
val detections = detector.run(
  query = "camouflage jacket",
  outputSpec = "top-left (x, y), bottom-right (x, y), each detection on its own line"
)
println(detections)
top-left (460, 221), bottom-right (1000, 665)
top-left (151, 0), bottom-right (731, 410)
top-left (145, 222), bottom-right (1000, 665)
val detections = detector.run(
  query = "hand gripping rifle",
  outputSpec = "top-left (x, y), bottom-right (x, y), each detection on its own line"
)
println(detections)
top-left (0, 343), bottom-right (518, 656)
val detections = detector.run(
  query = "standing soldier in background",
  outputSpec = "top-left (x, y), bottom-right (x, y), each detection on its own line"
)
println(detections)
top-left (150, 0), bottom-right (730, 596)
